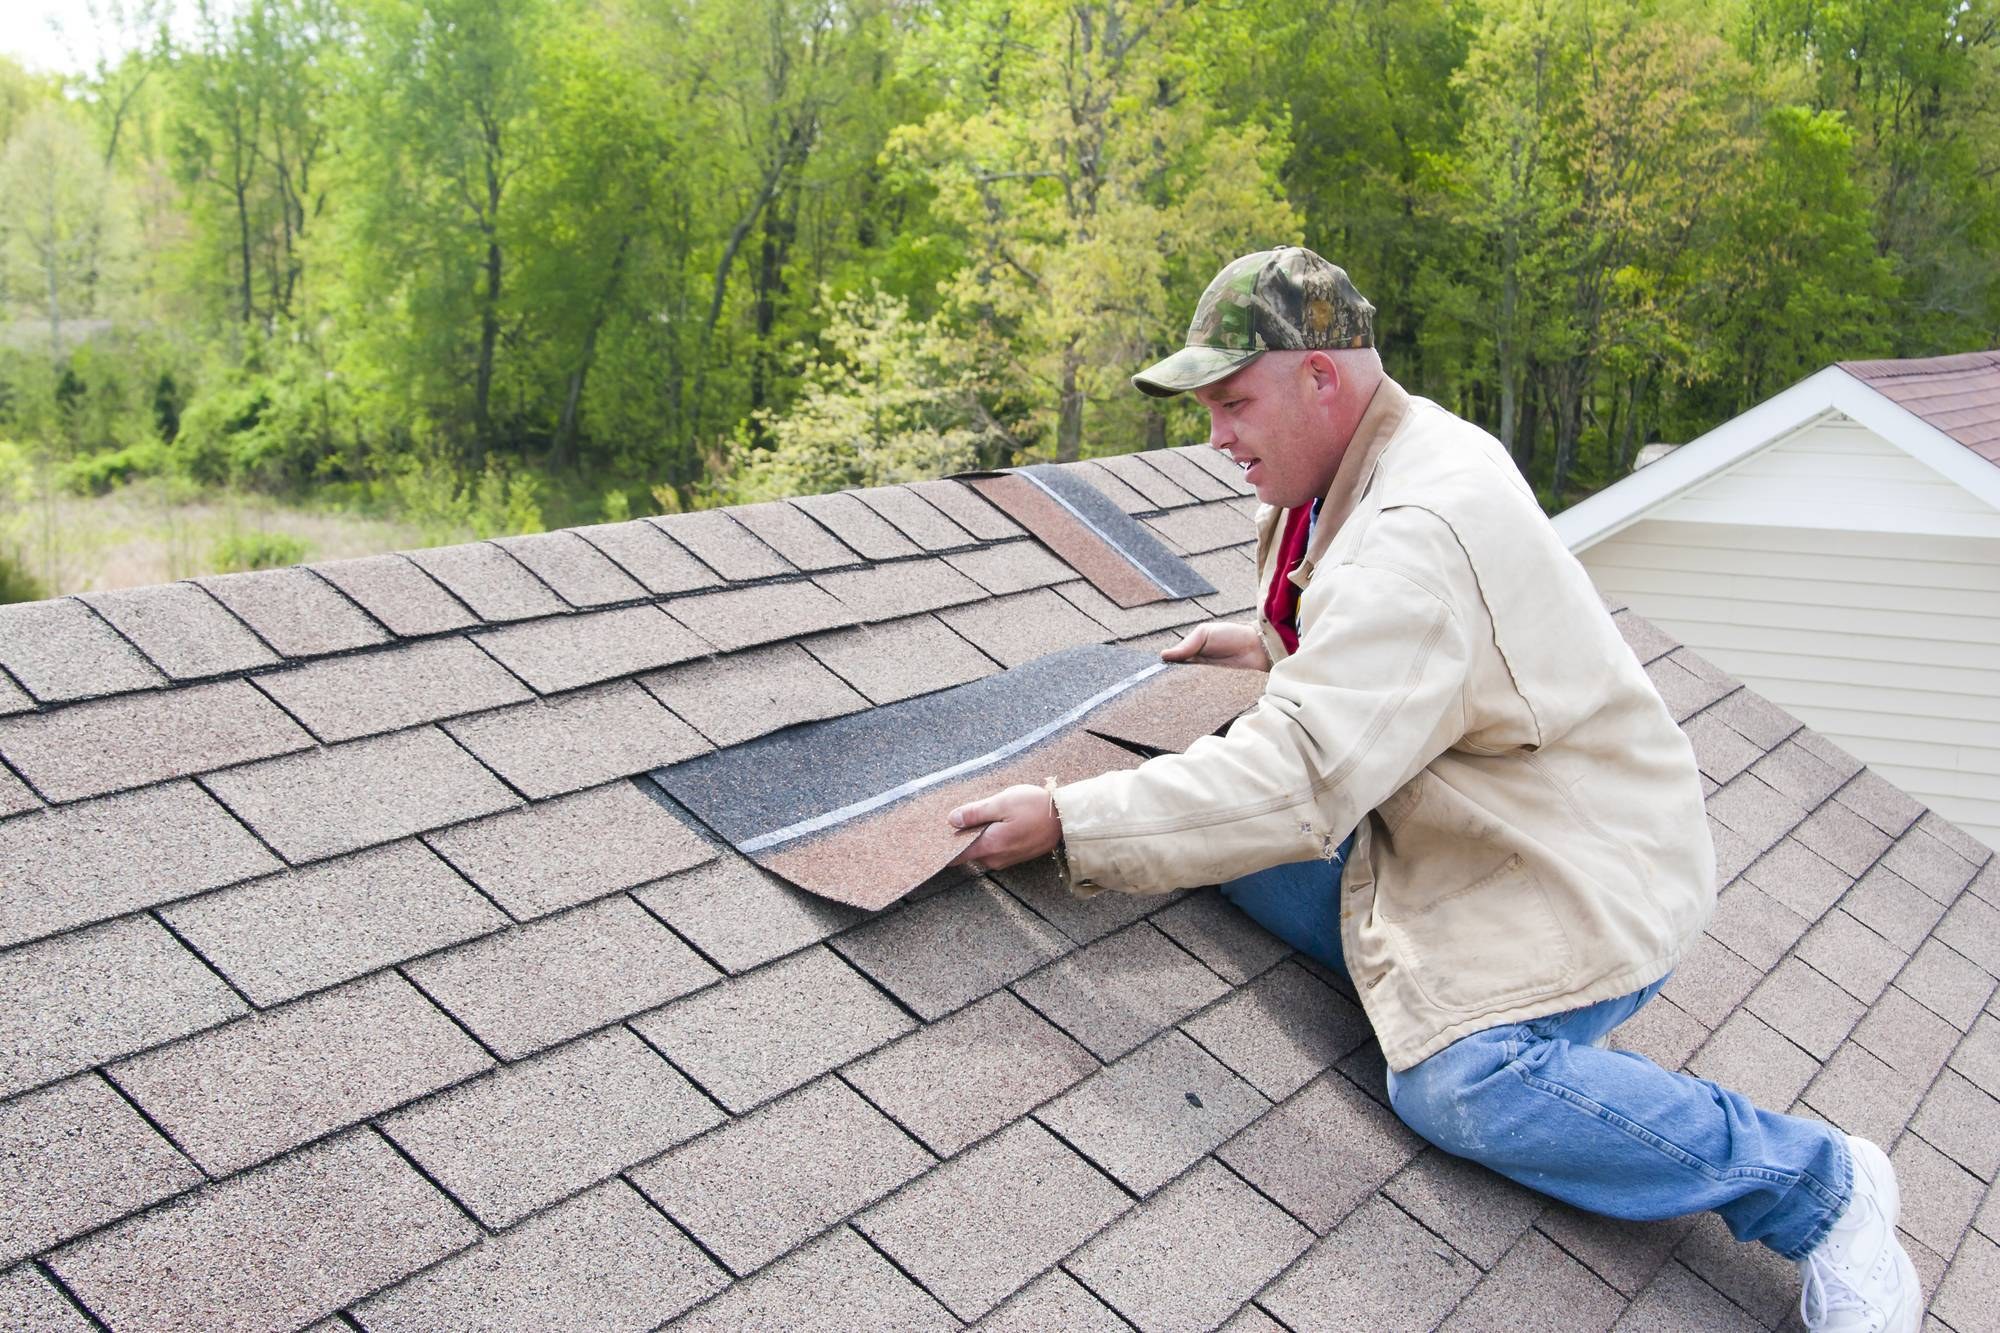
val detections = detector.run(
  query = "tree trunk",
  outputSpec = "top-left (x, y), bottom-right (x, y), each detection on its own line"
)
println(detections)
top-left (552, 233), bottom-right (633, 471)
top-left (474, 236), bottom-right (501, 462)
top-left (1056, 344), bottom-right (1085, 462)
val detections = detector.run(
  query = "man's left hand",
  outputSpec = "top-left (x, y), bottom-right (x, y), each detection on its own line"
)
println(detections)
top-left (946, 784), bottom-right (1061, 871)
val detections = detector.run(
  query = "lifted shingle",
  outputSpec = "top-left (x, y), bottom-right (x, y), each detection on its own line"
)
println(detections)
top-left (47, 1128), bottom-right (478, 1333)
top-left (653, 510), bottom-right (793, 581)
top-left (82, 582), bottom-right (279, 680)
top-left (425, 780), bottom-right (713, 921)
top-left (405, 893), bottom-right (718, 1060)
top-left (939, 587), bottom-right (1110, 668)
top-left (197, 567), bottom-right (388, 658)
top-left (814, 558), bottom-right (986, 623)
top-left (251, 635), bottom-right (532, 744)
top-left (0, 782), bottom-right (280, 947)
top-left (790, 491), bottom-right (921, 560)
top-left (444, 680), bottom-right (711, 799)
top-left (0, 598), bottom-right (166, 702)
top-left (202, 726), bottom-right (518, 864)
top-left (475, 604), bottom-right (710, 694)
top-left (943, 539), bottom-right (1073, 596)
top-left (662, 580), bottom-right (853, 653)
top-left (109, 970), bottom-right (492, 1177)
top-left (572, 520), bottom-right (723, 596)
top-left (313, 555), bottom-right (476, 637)
top-left (161, 840), bottom-right (507, 1007)
top-left (853, 485), bottom-right (977, 551)
top-left (730, 500), bottom-right (861, 571)
top-left (642, 641), bottom-right (867, 747)
top-left (408, 542), bottom-right (567, 623)
top-left (379, 1026), bottom-right (721, 1230)
top-left (802, 614), bottom-right (998, 706)
top-left (354, 1180), bottom-right (727, 1333)
top-left (494, 530), bottom-right (648, 607)
top-left (0, 678), bottom-right (312, 802)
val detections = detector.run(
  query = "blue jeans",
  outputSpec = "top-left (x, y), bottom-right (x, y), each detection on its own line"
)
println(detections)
top-left (1219, 849), bottom-right (1850, 1259)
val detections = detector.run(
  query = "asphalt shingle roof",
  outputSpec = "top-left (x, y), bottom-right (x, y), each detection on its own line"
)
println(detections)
top-left (0, 445), bottom-right (1994, 1331)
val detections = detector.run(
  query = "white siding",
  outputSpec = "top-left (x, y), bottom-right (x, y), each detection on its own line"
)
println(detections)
top-left (1582, 519), bottom-right (2000, 853)
top-left (1653, 418), bottom-right (2000, 539)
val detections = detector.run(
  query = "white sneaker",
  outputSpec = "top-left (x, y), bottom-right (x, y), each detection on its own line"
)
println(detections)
top-left (1797, 1136), bottom-right (1922, 1333)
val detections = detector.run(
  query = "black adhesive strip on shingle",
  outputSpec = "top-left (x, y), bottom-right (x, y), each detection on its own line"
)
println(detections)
top-left (653, 644), bottom-right (1154, 847)
top-left (1017, 465), bottom-right (1214, 599)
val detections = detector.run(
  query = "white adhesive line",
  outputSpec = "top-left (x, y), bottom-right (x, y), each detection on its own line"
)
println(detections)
top-left (1017, 469), bottom-right (1182, 597)
top-left (740, 663), bottom-right (1166, 853)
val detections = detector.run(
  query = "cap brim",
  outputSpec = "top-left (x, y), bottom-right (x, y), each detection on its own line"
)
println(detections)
top-left (1130, 345), bottom-right (1262, 398)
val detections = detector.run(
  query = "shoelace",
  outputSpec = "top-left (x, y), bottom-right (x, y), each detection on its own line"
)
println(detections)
top-left (1799, 1251), bottom-right (1868, 1327)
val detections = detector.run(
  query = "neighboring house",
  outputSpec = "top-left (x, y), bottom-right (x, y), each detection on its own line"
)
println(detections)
top-left (0, 448), bottom-right (1994, 1330)
top-left (1555, 351), bottom-right (2000, 854)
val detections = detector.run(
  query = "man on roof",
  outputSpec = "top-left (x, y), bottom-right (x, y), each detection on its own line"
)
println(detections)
top-left (946, 246), bottom-right (1921, 1333)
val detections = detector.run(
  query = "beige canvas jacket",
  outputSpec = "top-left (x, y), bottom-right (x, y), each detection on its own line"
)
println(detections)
top-left (1053, 379), bottom-right (1716, 1070)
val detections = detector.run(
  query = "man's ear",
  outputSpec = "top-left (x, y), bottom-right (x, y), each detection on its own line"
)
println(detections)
top-left (1306, 350), bottom-right (1341, 400)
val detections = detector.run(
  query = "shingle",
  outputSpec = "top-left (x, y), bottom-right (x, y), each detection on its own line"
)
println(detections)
top-left (1533, 1205), bottom-right (1692, 1298)
top-left (1216, 1071), bottom-right (1420, 1234)
top-left (405, 894), bottom-right (718, 1060)
top-left (0, 1266), bottom-right (93, 1332)
top-left (1793, 800), bottom-right (1895, 878)
top-left (408, 541), bottom-right (567, 622)
top-left (1068, 1158), bottom-right (1313, 1332)
top-left (1645, 657), bottom-right (1732, 722)
top-left (653, 510), bottom-right (794, 579)
top-left (1707, 772), bottom-right (1808, 851)
top-left (160, 840), bottom-right (506, 1006)
top-left (978, 1269), bottom-right (1127, 1333)
top-left (1742, 836), bottom-right (1854, 920)
top-left (1097, 452), bottom-right (1196, 508)
top-left (1954, 1013), bottom-right (2000, 1095)
top-left (1796, 910), bottom-right (1907, 1005)
top-left (1933, 1231), bottom-right (2000, 1333)
top-left (1936, 893), bottom-right (2000, 975)
top-left (1383, 1148), bottom-right (1547, 1271)
top-left (493, 529), bottom-right (647, 606)
top-left (1917, 809), bottom-right (1991, 865)
top-left (1744, 958), bottom-right (1865, 1061)
top-left (940, 587), bottom-right (1111, 668)
top-left (629, 946), bottom-right (912, 1113)
top-left (1189, 548), bottom-right (1258, 615)
top-left (1687, 1010), bottom-right (1821, 1113)
top-left (1704, 879), bottom-right (1811, 970)
top-left (1844, 863), bottom-right (1945, 950)
top-left (814, 557), bottom-right (986, 623)
top-left (1881, 825), bottom-right (1981, 903)
top-left (668, 1225), bottom-right (955, 1333)
top-left (81, 581), bottom-right (278, 679)
top-left (790, 491), bottom-right (922, 560)
top-left (474, 604), bottom-right (710, 693)
top-left (631, 1075), bottom-right (932, 1276)
top-left (572, 519), bottom-right (722, 595)
top-left (1070, 459), bottom-right (1152, 514)
top-left (110, 970), bottom-right (492, 1176)
top-left (250, 635), bottom-right (530, 744)
top-left (0, 765), bottom-right (36, 818)
top-left (1152, 888), bottom-right (1292, 985)
top-left (1183, 960), bottom-right (1372, 1101)
top-left (379, 1026), bottom-right (721, 1230)
top-left (830, 878), bottom-right (1070, 1021)
top-left (1613, 610), bottom-right (1681, 666)
top-left (1143, 503), bottom-right (1254, 556)
top-left (1610, 993), bottom-right (1709, 1070)
top-left (853, 484), bottom-right (977, 551)
top-left (425, 780), bottom-right (712, 921)
top-left (1655, 935), bottom-right (1759, 1027)
top-left (1801, 1042), bottom-right (1927, 1146)
top-left (943, 539), bottom-right (1074, 595)
top-left (907, 479), bottom-right (1023, 540)
top-left (1439, 1230), bottom-right (1626, 1333)
top-left (1056, 580), bottom-right (1206, 638)
top-left (312, 553), bottom-right (478, 636)
top-left (1034, 1030), bottom-right (1267, 1196)
top-left (802, 613), bottom-right (998, 705)
top-left (661, 580), bottom-right (853, 652)
top-left (444, 680), bottom-right (711, 799)
top-left (354, 1180), bottom-right (727, 1333)
top-left (1143, 449), bottom-right (1237, 501)
top-left (1259, 1194), bottom-right (1480, 1332)
top-left (843, 990), bottom-right (1098, 1158)
top-left (1749, 738), bottom-right (1847, 808)
top-left (1170, 444), bottom-right (1257, 496)
top-left (201, 725), bottom-right (519, 864)
top-left (729, 500), bottom-right (861, 571)
top-left (1012, 921), bottom-right (1230, 1061)
top-left (1615, 1260), bottom-right (1763, 1332)
top-left (47, 1128), bottom-right (477, 1333)
top-left (197, 567), bottom-right (387, 657)
top-left (1671, 1211), bottom-right (1801, 1328)
top-left (632, 852), bottom-right (862, 975)
top-left (991, 854), bottom-right (1163, 943)
top-left (0, 1074), bottom-right (201, 1264)
top-left (1708, 816), bottom-right (1758, 882)
top-left (1890, 1134), bottom-right (1987, 1259)
top-left (0, 915), bottom-right (246, 1098)
top-left (0, 781), bottom-right (280, 947)
top-left (1702, 687), bottom-right (1797, 750)
top-left (1912, 1070), bottom-right (2000, 1180)
top-left (1668, 645), bottom-right (1736, 687)
top-left (1834, 767), bottom-right (1927, 837)
top-left (854, 1118), bottom-right (1131, 1322)
top-left (0, 598), bottom-right (165, 701)
top-left (0, 678), bottom-right (312, 802)
top-left (641, 641), bottom-right (867, 746)
top-left (1899, 938), bottom-right (1996, 1029)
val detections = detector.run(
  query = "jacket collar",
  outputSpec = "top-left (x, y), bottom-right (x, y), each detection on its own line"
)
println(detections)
top-left (1292, 376), bottom-right (1411, 579)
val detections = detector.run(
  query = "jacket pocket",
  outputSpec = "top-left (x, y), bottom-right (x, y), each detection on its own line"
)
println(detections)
top-left (1382, 853), bottom-right (1576, 1013)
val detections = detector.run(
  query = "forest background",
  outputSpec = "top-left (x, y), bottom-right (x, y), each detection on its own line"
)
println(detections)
top-left (0, 0), bottom-right (1995, 599)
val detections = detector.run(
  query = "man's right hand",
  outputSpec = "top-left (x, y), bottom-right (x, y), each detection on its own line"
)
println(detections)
top-left (1160, 621), bottom-right (1271, 672)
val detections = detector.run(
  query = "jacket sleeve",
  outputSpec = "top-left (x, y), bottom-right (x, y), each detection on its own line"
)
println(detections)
top-left (1054, 506), bottom-right (1476, 895)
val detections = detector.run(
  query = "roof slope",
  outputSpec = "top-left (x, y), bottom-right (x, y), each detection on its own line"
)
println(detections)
top-left (1840, 350), bottom-right (2000, 467)
top-left (0, 450), bottom-right (1996, 1331)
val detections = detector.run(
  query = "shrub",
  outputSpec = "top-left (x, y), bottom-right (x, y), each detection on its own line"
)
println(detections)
top-left (211, 530), bottom-right (310, 573)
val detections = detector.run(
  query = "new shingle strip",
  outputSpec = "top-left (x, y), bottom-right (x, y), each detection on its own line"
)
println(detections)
top-left (965, 466), bottom-right (1215, 607)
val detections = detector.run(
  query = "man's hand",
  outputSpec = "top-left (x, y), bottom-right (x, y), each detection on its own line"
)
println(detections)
top-left (947, 783), bottom-right (1061, 871)
top-left (1161, 621), bottom-right (1271, 672)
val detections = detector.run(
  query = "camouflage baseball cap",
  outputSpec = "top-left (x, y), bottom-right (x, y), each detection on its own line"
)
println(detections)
top-left (1132, 247), bottom-right (1375, 398)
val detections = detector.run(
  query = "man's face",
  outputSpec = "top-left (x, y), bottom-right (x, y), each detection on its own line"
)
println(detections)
top-left (1192, 353), bottom-right (1343, 509)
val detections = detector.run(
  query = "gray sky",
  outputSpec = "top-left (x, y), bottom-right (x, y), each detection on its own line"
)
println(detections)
top-left (0, 1), bottom-right (209, 78)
